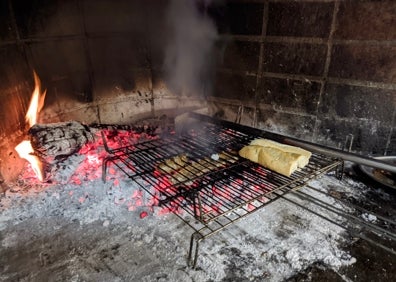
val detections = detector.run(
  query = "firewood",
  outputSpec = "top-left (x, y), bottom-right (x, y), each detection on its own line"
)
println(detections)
top-left (28, 121), bottom-right (94, 164)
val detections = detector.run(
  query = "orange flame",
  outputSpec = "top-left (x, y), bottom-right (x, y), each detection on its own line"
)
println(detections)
top-left (15, 71), bottom-right (46, 181)
top-left (26, 71), bottom-right (46, 127)
top-left (15, 141), bottom-right (45, 181)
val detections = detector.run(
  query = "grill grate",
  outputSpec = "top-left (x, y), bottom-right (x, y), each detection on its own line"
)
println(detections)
top-left (102, 117), bottom-right (342, 267)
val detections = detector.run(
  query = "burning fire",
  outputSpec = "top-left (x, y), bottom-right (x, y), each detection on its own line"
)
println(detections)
top-left (25, 72), bottom-right (46, 127)
top-left (15, 71), bottom-right (47, 181)
top-left (15, 141), bottom-right (44, 181)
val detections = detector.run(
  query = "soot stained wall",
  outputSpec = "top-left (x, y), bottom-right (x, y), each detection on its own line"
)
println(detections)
top-left (0, 0), bottom-right (208, 182)
top-left (1, 0), bottom-right (395, 182)
top-left (0, 0), bottom-right (200, 134)
top-left (210, 0), bottom-right (396, 155)
top-left (1, 0), bottom-right (217, 132)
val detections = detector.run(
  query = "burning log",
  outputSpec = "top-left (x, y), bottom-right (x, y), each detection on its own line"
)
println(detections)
top-left (28, 121), bottom-right (94, 164)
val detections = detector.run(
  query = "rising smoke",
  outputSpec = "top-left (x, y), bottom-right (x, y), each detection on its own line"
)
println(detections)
top-left (164, 0), bottom-right (219, 97)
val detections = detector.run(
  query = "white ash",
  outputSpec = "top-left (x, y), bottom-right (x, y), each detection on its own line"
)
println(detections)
top-left (0, 161), bottom-right (364, 281)
top-left (361, 213), bottom-right (378, 223)
top-left (49, 153), bottom-right (86, 183)
top-left (210, 153), bottom-right (219, 161)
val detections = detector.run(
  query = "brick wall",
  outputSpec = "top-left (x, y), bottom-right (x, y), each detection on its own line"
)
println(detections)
top-left (210, 0), bottom-right (396, 155)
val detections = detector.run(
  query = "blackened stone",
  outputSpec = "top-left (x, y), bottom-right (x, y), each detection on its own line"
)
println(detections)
top-left (83, 0), bottom-right (151, 34)
top-left (386, 129), bottom-right (396, 155)
top-left (267, 2), bottom-right (333, 38)
top-left (317, 118), bottom-right (391, 154)
top-left (12, 0), bottom-right (81, 38)
top-left (219, 40), bottom-right (260, 72)
top-left (320, 84), bottom-right (395, 124)
top-left (335, 1), bottom-right (396, 40)
top-left (88, 37), bottom-right (149, 96)
top-left (0, 47), bottom-right (31, 134)
top-left (213, 72), bottom-right (256, 101)
top-left (225, 2), bottom-right (264, 35)
top-left (329, 45), bottom-right (396, 83)
top-left (0, 46), bottom-right (30, 88)
top-left (27, 39), bottom-right (91, 103)
top-left (263, 42), bottom-right (327, 76)
top-left (260, 78), bottom-right (320, 115)
top-left (0, 0), bottom-right (15, 41)
top-left (88, 37), bottom-right (148, 71)
top-left (257, 108), bottom-right (316, 140)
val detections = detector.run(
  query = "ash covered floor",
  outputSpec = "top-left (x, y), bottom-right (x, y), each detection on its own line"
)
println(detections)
top-left (1, 163), bottom-right (395, 281)
top-left (1, 128), bottom-right (396, 281)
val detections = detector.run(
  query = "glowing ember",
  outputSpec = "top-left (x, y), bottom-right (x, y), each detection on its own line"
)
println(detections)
top-left (140, 211), bottom-right (148, 219)
top-left (14, 118), bottom-right (260, 221)
top-left (15, 71), bottom-right (46, 181)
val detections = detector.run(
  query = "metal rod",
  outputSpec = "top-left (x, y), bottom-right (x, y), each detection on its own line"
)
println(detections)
top-left (284, 138), bottom-right (396, 173)
top-left (294, 190), bottom-right (396, 241)
top-left (306, 184), bottom-right (396, 226)
top-left (278, 192), bottom-right (396, 256)
top-left (103, 114), bottom-right (393, 268)
top-left (188, 112), bottom-right (396, 174)
top-left (312, 0), bottom-right (339, 141)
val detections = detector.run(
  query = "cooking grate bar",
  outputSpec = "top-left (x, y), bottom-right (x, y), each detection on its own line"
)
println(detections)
top-left (102, 119), bottom-right (342, 268)
top-left (104, 122), bottom-right (342, 223)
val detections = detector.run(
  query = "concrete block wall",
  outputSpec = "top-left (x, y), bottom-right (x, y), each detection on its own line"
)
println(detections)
top-left (210, 0), bottom-right (396, 155)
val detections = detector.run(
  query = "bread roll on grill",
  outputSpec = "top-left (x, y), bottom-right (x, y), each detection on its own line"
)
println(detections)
top-left (158, 151), bottom-right (236, 185)
top-left (238, 145), bottom-right (263, 163)
top-left (258, 147), bottom-right (300, 177)
top-left (250, 138), bottom-right (311, 168)
top-left (239, 139), bottom-right (312, 177)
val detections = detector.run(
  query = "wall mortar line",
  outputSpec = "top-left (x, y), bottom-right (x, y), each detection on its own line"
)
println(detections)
top-left (384, 108), bottom-right (396, 155)
top-left (216, 34), bottom-right (396, 46)
top-left (218, 68), bottom-right (396, 91)
top-left (253, 0), bottom-right (269, 127)
top-left (229, 0), bottom-right (336, 3)
top-left (312, 0), bottom-right (340, 142)
top-left (7, 0), bottom-right (32, 73)
top-left (77, 0), bottom-right (94, 103)
top-left (6, 0), bottom-right (35, 127)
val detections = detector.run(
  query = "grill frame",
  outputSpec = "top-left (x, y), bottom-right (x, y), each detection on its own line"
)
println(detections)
top-left (102, 114), bottom-right (343, 267)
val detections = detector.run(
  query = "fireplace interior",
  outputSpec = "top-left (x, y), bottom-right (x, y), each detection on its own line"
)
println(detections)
top-left (0, 0), bottom-right (395, 281)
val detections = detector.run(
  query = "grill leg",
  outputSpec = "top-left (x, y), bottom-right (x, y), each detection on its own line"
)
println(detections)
top-left (335, 160), bottom-right (345, 180)
top-left (102, 157), bottom-right (109, 183)
top-left (188, 232), bottom-right (202, 269)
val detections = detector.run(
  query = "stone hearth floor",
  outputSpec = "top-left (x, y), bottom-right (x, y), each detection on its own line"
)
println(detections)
top-left (0, 160), bottom-right (395, 281)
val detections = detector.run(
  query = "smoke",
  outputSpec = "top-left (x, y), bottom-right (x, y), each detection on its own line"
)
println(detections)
top-left (164, 0), bottom-right (218, 97)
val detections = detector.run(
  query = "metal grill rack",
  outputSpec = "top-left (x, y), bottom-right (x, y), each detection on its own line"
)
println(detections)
top-left (102, 115), bottom-right (342, 267)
